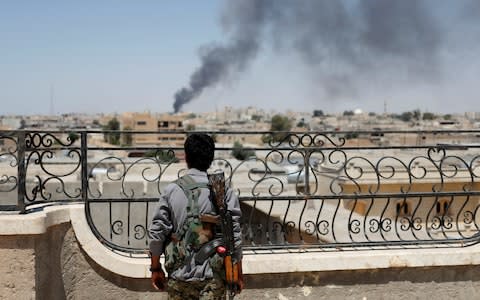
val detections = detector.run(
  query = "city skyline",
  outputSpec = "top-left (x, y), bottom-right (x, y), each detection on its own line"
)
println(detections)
top-left (1, 1), bottom-right (480, 116)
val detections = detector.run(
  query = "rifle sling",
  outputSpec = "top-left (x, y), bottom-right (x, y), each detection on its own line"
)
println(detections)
top-left (193, 238), bottom-right (224, 265)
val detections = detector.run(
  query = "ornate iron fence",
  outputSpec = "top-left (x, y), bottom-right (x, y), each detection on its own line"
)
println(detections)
top-left (2, 130), bottom-right (480, 255)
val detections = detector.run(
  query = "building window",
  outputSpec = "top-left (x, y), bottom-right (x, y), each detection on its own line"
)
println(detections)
top-left (158, 121), bottom-right (169, 128)
top-left (137, 121), bottom-right (147, 126)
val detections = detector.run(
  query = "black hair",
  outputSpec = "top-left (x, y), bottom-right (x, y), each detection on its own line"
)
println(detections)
top-left (184, 133), bottom-right (215, 171)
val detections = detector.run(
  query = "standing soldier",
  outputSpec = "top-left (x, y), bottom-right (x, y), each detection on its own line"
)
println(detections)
top-left (149, 133), bottom-right (243, 299)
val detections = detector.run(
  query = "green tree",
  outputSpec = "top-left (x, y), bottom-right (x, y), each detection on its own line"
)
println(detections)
top-left (343, 110), bottom-right (354, 116)
top-left (103, 117), bottom-right (121, 145)
top-left (400, 111), bottom-right (413, 122)
top-left (444, 114), bottom-right (452, 120)
top-left (144, 149), bottom-right (179, 163)
top-left (251, 114), bottom-right (262, 122)
top-left (262, 114), bottom-right (292, 144)
top-left (67, 132), bottom-right (79, 144)
top-left (296, 118), bottom-right (307, 128)
top-left (271, 114), bottom-right (292, 131)
top-left (122, 126), bottom-right (133, 146)
top-left (231, 141), bottom-right (255, 161)
top-left (423, 112), bottom-right (436, 120)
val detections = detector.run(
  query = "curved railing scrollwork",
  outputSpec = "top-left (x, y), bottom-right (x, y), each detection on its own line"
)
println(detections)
top-left (3, 129), bottom-right (480, 255)
top-left (0, 132), bottom-right (18, 208)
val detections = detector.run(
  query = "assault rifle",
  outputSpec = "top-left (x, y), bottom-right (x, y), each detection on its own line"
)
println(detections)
top-left (208, 171), bottom-right (242, 299)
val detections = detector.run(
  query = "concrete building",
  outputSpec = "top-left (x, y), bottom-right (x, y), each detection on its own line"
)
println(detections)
top-left (120, 112), bottom-right (186, 147)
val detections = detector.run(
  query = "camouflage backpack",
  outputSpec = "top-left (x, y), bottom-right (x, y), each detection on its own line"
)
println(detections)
top-left (164, 175), bottom-right (224, 275)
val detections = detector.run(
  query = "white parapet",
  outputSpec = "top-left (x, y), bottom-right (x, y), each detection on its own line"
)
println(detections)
top-left (69, 204), bottom-right (151, 278)
top-left (2, 203), bottom-right (480, 279)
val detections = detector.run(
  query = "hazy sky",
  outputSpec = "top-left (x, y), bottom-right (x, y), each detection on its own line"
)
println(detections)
top-left (1, 1), bottom-right (479, 116)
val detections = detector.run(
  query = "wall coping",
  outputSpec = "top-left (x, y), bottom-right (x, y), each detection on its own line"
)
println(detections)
top-left (69, 204), bottom-right (151, 278)
top-left (0, 204), bottom-right (72, 235)
top-left (242, 246), bottom-right (480, 274)
top-left (2, 203), bottom-right (480, 278)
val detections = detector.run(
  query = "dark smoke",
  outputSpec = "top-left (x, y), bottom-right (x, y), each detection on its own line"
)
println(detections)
top-left (173, 39), bottom-right (259, 113)
top-left (173, 0), bottom-right (268, 113)
top-left (360, 1), bottom-right (440, 74)
top-left (173, 0), bottom-right (445, 112)
top-left (267, 0), bottom-right (441, 96)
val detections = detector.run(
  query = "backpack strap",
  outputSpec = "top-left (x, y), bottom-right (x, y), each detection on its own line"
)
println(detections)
top-left (173, 175), bottom-right (210, 240)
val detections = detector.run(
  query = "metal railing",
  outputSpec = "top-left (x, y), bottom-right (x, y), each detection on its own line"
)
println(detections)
top-left (2, 129), bottom-right (480, 255)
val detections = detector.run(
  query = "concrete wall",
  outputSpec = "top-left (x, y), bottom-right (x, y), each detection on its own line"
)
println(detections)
top-left (3, 205), bottom-right (480, 299)
top-left (61, 227), bottom-right (161, 300)
top-left (0, 235), bottom-right (35, 299)
top-left (0, 223), bottom-right (70, 300)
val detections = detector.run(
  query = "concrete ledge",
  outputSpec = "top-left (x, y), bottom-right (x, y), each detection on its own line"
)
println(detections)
top-left (0, 204), bottom-right (151, 278)
top-left (0, 205), bottom-right (71, 235)
top-left (243, 246), bottom-right (480, 274)
top-left (2, 203), bottom-right (480, 279)
top-left (69, 204), bottom-right (151, 278)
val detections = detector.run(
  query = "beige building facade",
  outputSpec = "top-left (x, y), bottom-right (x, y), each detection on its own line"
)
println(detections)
top-left (120, 112), bottom-right (186, 147)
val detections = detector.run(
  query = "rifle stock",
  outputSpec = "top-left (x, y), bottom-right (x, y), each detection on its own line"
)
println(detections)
top-left (225, 256), bottom-right (239, 283)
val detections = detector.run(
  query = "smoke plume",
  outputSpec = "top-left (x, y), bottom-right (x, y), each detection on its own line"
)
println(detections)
top-left (173, 0), bottom-right (454, 112)
top-left (173, 1), bottom-right (268, 113)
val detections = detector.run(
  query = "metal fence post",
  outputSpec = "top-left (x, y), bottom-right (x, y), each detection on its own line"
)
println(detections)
top-left (81, 131), bottom-right (88, 202)
top-left (303, 149), bottom-right (311, 196)
top-left (17, 130), bottom-right (26, 213)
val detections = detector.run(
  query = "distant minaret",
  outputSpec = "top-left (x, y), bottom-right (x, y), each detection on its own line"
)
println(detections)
top-left (384, 100), bottom-right (387, 115)
top-left (49, 84), bottom-right (55, 115)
